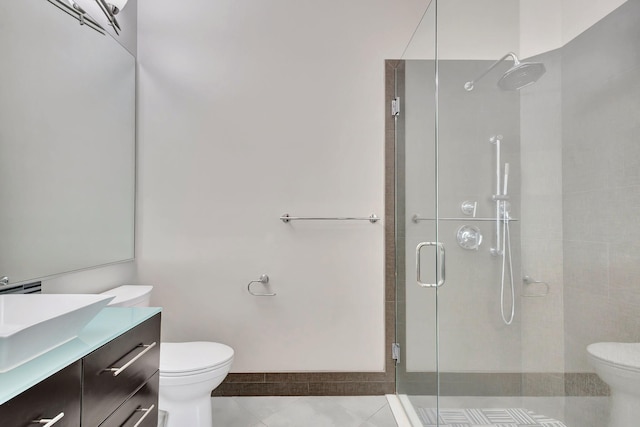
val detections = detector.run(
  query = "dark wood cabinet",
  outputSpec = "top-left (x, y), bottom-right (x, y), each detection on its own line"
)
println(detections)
top-left (82, 314), bottom-right (160, 426)
top-left (0, 313), bottom-right (160, 427)
top-left (99, 373), bottom-right (159, 427)
top-left (0, 361), bottom-right (81, 427)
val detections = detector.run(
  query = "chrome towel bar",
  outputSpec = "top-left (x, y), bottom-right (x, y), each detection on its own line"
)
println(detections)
top-left (412, 214), bottom-right (519, 223)
top-left (280, 213), bottom-right (379, 223)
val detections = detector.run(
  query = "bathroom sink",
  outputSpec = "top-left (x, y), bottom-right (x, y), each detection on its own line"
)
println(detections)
top-left (0, 294), bottom-right (114, 372)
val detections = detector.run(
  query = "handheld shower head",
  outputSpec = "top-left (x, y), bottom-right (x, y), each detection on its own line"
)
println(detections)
top-left (464, 52), bottom-right (546, 92)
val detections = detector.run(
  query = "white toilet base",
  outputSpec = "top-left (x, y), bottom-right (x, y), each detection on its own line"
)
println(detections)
top-left (159, 393), bottom-right (212, 427)
top-left (609, 391), bottom-right (640, 427)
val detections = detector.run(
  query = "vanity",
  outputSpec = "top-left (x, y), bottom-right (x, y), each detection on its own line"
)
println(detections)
top-left (0, 308), bottom-right (161, 427)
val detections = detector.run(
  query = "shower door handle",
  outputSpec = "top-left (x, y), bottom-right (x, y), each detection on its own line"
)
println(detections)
top-left (416, 242), bottom-right (445, 288)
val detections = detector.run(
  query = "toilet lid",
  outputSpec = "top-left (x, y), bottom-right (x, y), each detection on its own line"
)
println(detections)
top-left (160, 341), bottom-right (234, 375)
top-left (587, 342), bottom-right (640, 370)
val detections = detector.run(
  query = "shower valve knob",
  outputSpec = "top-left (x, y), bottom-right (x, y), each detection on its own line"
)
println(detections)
top-left (456, 225), bottom-right (483, 250)
top-left (461, 201), bottom-right (477, 217)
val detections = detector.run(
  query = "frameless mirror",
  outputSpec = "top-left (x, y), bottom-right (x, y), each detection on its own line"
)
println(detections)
top-left (0, 0), bottom-right (135, 284)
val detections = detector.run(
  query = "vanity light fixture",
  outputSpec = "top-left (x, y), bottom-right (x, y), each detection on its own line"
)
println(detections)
top-left (47, 0), bottom-right (106, 35)
top-left (95, 0), bottom-right (129, 35)
top-left (104, 0), bottom-right (129, 15)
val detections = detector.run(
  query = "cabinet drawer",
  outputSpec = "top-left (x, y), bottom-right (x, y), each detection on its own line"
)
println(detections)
top-left (82, 314), bottom-right (160, 426)
top-left (0, 360), bottom-right (81, 427)
top-left (100, 372), bottom-right (159, 427)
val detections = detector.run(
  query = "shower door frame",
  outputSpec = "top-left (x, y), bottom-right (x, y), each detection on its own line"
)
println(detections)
top-left (388, 56), bottom-right (440, 400)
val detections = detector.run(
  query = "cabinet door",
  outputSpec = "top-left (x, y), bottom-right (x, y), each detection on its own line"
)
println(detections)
top-left (99, 372), bottom-right (159, 427)
top-left (0, 361), bottom-right (81, 427)
top-left (82, 314), bottom-right (160, 426)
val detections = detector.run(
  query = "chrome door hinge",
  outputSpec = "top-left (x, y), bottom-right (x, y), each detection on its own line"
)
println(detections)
top-left (392, 342), bottom-right (400, 364)
top-left (391, 97), bottom-right (400, 117)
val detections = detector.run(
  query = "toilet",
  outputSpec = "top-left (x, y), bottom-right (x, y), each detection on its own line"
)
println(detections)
top-left (587, 342), bottom-right (640, 427)
top-left (102, 285), bottom-right (233, 427)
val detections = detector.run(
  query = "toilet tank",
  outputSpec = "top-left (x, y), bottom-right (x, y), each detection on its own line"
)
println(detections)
top-left (101, 285), bottom-right (153, 307)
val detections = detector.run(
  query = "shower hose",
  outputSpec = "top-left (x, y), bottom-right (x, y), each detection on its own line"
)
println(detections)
top-left (500, 207), bottom-right (515, 325)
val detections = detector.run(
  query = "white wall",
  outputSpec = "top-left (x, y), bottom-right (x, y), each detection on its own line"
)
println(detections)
top-left (73, 0), bottom-right (138, 55)
top-left (404, 0), bottom-right (628, 60)
top-left (136, 0), bottom-right (427, 372)
top-left (519, 0), bottom-right (562, 58)
top-left (43, 262), bottom-right (137, 294)
top-left (403, 0), bottom-right (520, 60)
top-left (520, 0), bottom-right (627, 58)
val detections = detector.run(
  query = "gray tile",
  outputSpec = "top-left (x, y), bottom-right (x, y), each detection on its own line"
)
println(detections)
top-left (562, 240), bottom-right (609, 296)
top-left (608, 185), bottom-right (640, 244)
top-left (562, 137), bottom-right (610, 194)
top-left (609, 241), bottom-right (640, 291)
top-left (562, 190), bottom-right (610, 243)
top-left (211, 397), bottom-right (266, 427)
top-left (521, 374), bottom-right (565, 397)
top-left (609, 124), bottom-right (640, 187)
top-left (563, 1), bottom-right (640, 83)
top-left (234, 397), bottom-right (302, 421)
top-left (261, 397), bottom-right (366, 427)
top-left (520, 397), bottom-right (566, 424)
top-left (361, 404), bottom-right (398, 427)
top-left (564, 373), bottom-right (609, 397)
top-left (563, 397), bottom-right (609, 427)
top-left (333, 396), bottom-right (388, 420)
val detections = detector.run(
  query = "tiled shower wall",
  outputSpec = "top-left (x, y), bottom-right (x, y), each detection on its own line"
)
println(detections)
top-left (562, 0), bottom-right (640, 381)
top-left (519, 48), bottom-right (565, 395)
top-left (518, 0), bottom-right (640, 397)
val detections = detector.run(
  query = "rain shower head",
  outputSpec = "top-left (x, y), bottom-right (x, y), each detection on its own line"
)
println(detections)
top-left (498, 61), bottom-right (546, 90)
top-left (464, 52), bottom-right (546, 92)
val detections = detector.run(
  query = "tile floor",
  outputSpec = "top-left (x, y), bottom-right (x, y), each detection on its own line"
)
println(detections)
top-left (211, 396), bottom-right (398, 427)
top-left (405, 396), bottom-right (609, 427)
top-left (207, 395), bottom-right (609, 427)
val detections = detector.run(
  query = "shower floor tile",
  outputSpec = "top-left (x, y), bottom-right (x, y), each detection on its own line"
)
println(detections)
top-left (416, 408), bottom-right (567, 427)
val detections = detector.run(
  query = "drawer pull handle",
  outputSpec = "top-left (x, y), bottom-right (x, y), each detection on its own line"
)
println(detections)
top-left (133, 404), bottom-right (155, 427)
top-left (32, 412), bottom-right (64, 426)
top-left (107, 342), bottom-right (157, 377)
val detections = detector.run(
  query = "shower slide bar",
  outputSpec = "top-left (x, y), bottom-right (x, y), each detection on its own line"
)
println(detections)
top-left (280, 213), bottom-right (379, 223)
top-left (412, 214), bottom-right (518, 223)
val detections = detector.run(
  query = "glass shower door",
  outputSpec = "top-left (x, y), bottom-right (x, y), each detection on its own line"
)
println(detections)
top-left (396, 0), bottom-right (528, 425)
top-left (397, 1), bottom-right (632, 426)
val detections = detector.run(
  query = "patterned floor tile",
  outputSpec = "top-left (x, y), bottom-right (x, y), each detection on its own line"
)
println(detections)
top-left (416, 408), bottom-right (567, 427)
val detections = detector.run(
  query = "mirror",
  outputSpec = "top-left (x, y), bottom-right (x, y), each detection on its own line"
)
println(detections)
top-left (0, 0), bottom-right (136, 284)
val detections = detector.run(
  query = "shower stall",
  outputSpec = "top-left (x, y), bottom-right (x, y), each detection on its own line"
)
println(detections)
top-left (390, 1), bottom-right (640, 426)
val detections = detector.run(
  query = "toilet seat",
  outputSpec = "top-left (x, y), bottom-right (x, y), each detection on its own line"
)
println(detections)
top-left (160, 341), bottom-right (234, 377)
top-left (587, 342), bottom-right (640, 372)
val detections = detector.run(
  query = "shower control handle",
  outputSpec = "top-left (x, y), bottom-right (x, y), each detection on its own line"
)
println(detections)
top-left (416, 242), bottom-right (445, 288)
